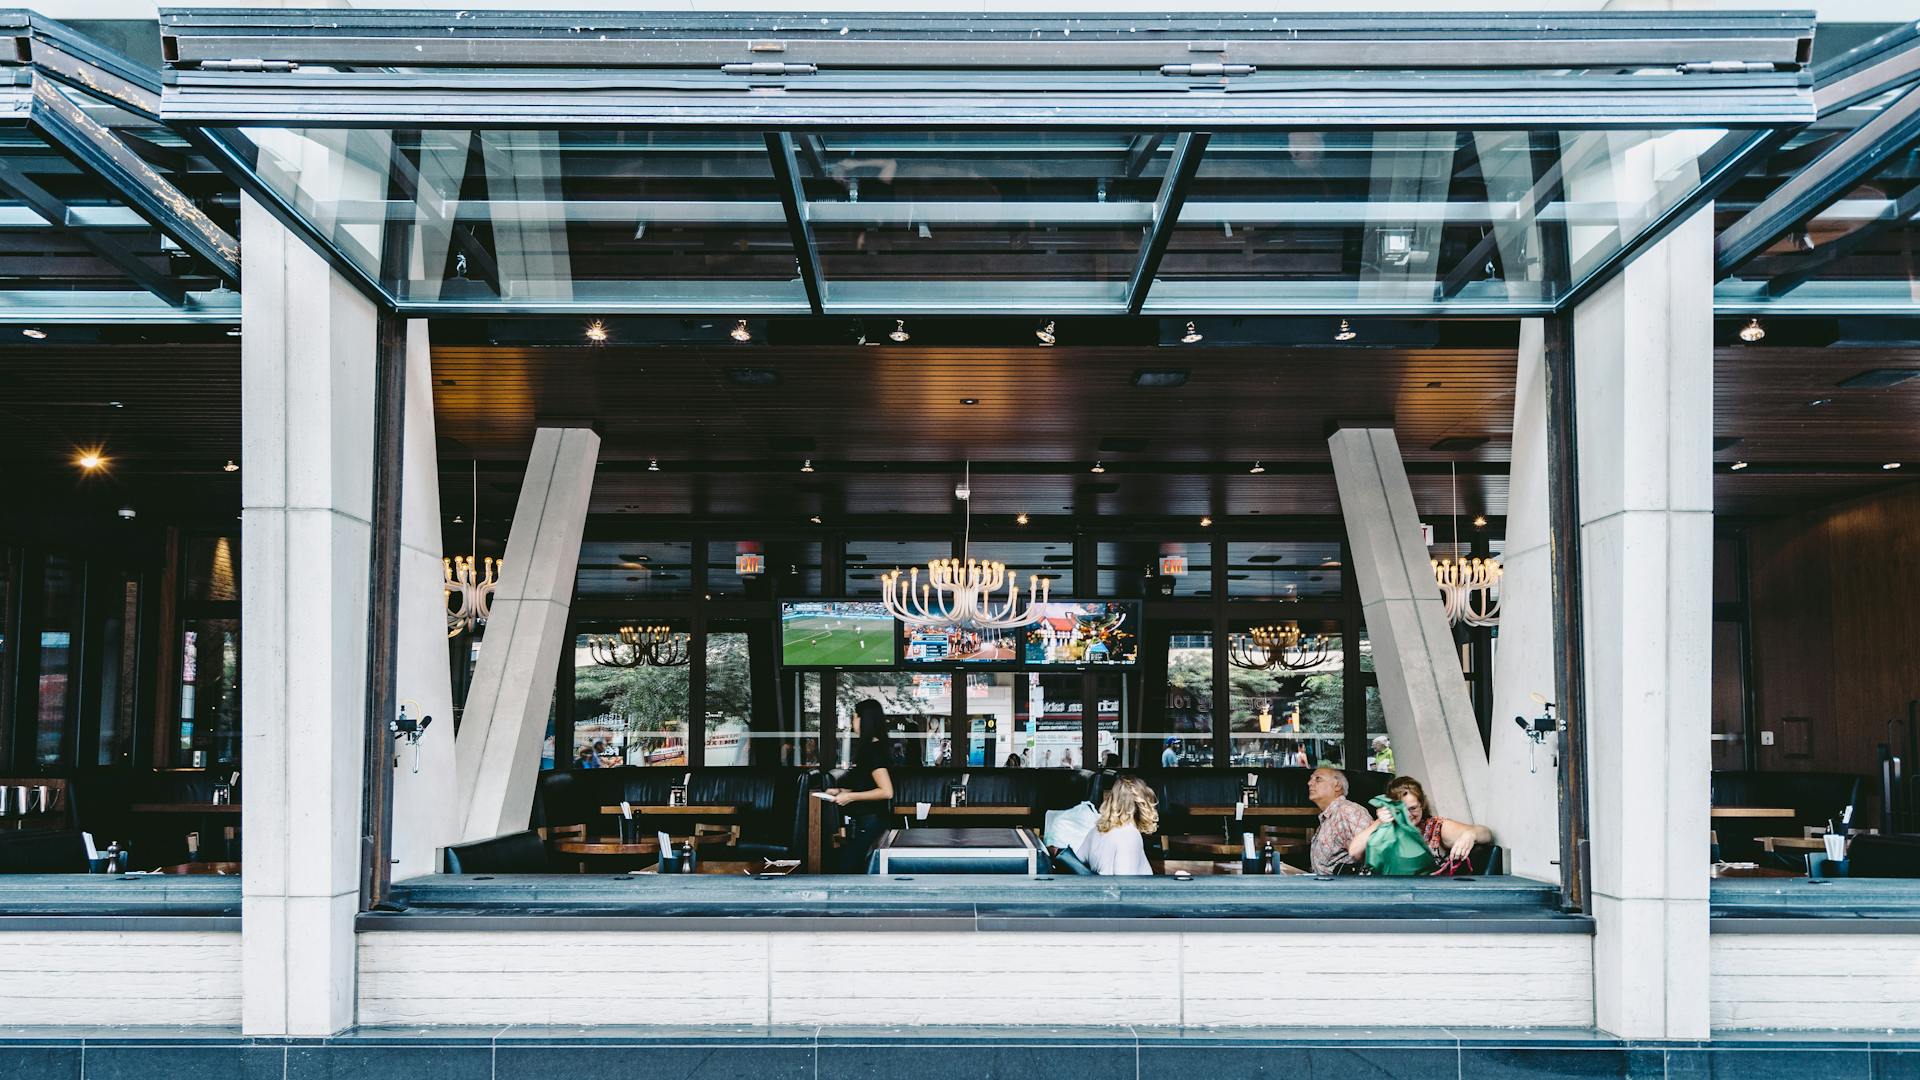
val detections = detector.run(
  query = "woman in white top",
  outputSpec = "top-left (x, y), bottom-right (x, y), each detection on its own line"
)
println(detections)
top-left (1072, 775), bottom-right (1158, 875)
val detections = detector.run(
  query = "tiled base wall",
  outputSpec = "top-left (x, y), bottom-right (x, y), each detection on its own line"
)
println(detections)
top-left (0, 931), bottom-right (242, 1026)
top-left (1711, 933), bottom-right (1920, 1031)
top-left (358, 930), bottom-right (1594, 1027)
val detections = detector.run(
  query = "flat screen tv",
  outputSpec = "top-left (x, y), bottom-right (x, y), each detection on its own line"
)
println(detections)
top-left (902, 600), bottom-right (1141, 666)
top-left (779, 600), bottom-right (899, 667)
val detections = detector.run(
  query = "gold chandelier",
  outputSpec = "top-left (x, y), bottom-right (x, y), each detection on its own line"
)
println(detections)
top-left (881, 461), bottom-right (1050, 631)
top-left (588, 625), bottom-right (691, 668)
top-left (1228, 622), bottom-right (1332, 671)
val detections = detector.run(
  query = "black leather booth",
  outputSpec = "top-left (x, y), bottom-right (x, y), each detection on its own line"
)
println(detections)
top-left (886, 768), bottom-right (1095, 816)
top-left (443, 830), bottom-right (553, 874)
top-left (1096, 767), bottom-right (1393, 819)
top-left (1846, 834), bottom-right (1920, 878)
top-left (0, 829), bottom-right (91, 873)
top-left (533, 766), bottom-right (812, 863)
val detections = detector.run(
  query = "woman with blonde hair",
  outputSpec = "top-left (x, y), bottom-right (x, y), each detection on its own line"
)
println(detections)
top-left (1072, 775), bottom-right (1158, 875)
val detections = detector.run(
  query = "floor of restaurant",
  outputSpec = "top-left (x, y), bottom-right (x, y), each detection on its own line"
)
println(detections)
top-left (1, 1025), bottom-right (1915, 1080)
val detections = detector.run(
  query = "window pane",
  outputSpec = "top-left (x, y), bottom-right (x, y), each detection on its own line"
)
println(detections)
top-left (967, 673), bottom-right (1018, 768)
top-left (0, 547), bottom-right (13, 765)
top-left (183, 536), bottom-right (240, 602)
top-left (1364, 685), bottom-right (1393, 774)
top-left (575, 541), bottom-right (694, 599)
top-left (36, 555), bottom-right (83, 767)
top-left (838, 671), bottom-right (949, 767)
top-left (703, 630), bottom-right (753, 765)
top-left (845, 540), bottom-right (952, 598)
top-left (785, 672), bottom-right (826, 768)
top-left (967, 540), bottom-right (1074, 599)
top-left (1098, 541), bottom-right (1210, 598)
top-left (95, 574), bottom-right (140, 766)
top-left (708, 540), bottom-right (822, 598)
top-left (1154, 631), bottom-right (1214, 768)
top-left (1228, 629), bottom-right (1345, 769)
top-left (1022, 673), bottom-right (1086, 769)
top-left (1090, 675), bottom-right (1128, 769)
top-left (1226, 541), bottom-right (1343, 601)
top-left (572, 630), bottom-right (689, 767)
top-left (177, 617), bottom-right (241, 767)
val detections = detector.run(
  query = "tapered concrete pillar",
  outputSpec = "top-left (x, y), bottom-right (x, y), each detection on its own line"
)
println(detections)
top-left (1574, 204), bottom-right (1715, 1040)
top-left (1483, 321), bottom-right (1562, 881)
top-left (455, 427), bottom-right (599, 841)
top-left (1329, 428), bottom-right (1486, 823)
top-left (238, 196), bottom-right (374, 1036)
top-left (391, 320), bottom-right (458, 879)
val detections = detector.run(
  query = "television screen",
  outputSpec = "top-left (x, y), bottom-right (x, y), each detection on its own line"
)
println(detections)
top-left (779, 601), bottom-right (898, 667)
top-left (902, 601), bottom-right (1140, 666)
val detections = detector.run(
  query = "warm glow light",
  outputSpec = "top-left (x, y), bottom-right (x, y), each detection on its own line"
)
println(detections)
top-left (1035, 320), bottom-right (1057, 345)
top-left (1090, 461), bottom-right (1105, 474)
top-left (75, 450), bottom-right (105, 472)
top-left (21, 327), bottom-right (47, 339)
top-left (1334, 318), bottom-right (1357, 342)
top-left (1159, 555), bottom-right (1188, 577)
top-left (1730, 461), bottom-right (1749, 471)
top-left (584, 320), bottom-right (609, 343)
top-left (222, 459), bottom-right (239, 473)
top-left (1249, 460), bottom-right (1265, 474)
top-left (1738, 318), bottom-right (1765, 343)
top-left (730, 319), bottom-right (752, 342)
top-left (801, 458), bottom-right (814, 473)
top-left (1472, 515), bottom-right (1487, 527)
top-left (1015, 512), bottom-right (1029, 526)
top-left (1886, 462), bottom-right (1904, 470)
top-left (889, 320), bottom-right (911, 343)
top-left (1180, 321), bottom-right (1203, 344)
top-left (1199, 515), bottom-right (1213, 527)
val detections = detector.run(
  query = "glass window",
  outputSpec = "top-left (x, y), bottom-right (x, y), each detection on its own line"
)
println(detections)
top-left (1227, 627), bottom-right (1345, 769)
top-left (1023, 673), bottom-right (1087, 770)
top-left (184, 536), bottom-right (240, 602)
top-left (1098, 540), bottom-right (1210, 598)
top-left (176, 618), bottom-right (241, 767)
top-left (95, 574), bottom-right (140, 766)
top-left (966, 540), bottom-right (1074, 600)
top-left (35, 554), bottom-right (83, 767)
top-left (708, 540), bottom-right (822, 598)
top-left (838, 670), bottom-right (950, 767)
top-left (575, 541), bottom-right (694, 599)
top-left (967, 673), bottom-right (1019, 768)
top-left (572, 628), bottom-right (690, 767)
top-left (784, 672), bottom-right (826, 769)
top-left (703, 629), bottom-right (753, 766)
top-left (1364, 684), bottom-right (1393, 775)
top-left (1090, 675), bottom-right (1128, 770)
top-left (0, 547), bottom-right (13, 765)
top-left (1226, 542), bottom-right (1343, 601)
top-left (844, 540), bottom-right (952, 599)
top-left (1149, 630), bottom-right (1214, 768)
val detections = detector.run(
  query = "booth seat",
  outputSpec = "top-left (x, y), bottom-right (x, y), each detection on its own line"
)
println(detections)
top-left (0, 829), bottom-right (91, 873)
top-left (443, 830), bottom-right (552, 874)
top-left (1096, 767), bottom-right (1392, 817)
top-left (533, 766), bottom-right (812, 862)
top-left (886, 767), bottom-right (1096, 815)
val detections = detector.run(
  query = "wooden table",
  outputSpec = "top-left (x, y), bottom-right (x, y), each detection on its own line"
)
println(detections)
top-left (1710, 864), bottom-right (1801, 879)
top-left (598, 804), bottom-right (738, 818)
top-left (130, 803), bottom-right (242, 814)
top-left (555, 833), bottom-right (731, 871)
top-left (1760, 835), bottom-right (1828, 853)
top-left (893, 805), bottom-right (1033, 820)
top-left (155, 861), bottom-right (241, 875)
top-left (1710, 807), bottom-right (1796, 820)
top-left (1185, 805), bottom-right (1320, 818)
top-left (1166, 835), bottom-right (1304, 858)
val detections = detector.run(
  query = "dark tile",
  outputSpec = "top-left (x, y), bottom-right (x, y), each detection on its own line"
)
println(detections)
top-left (81, 1044), bottom-right (281, 1080)
top-left (497, 1044), bottom-right (812, 1080)
top-left (497, 1024), bottom-right (815, 1045)
top-left (1664, 1048), bottom-right (1872, 1080)
top-left (1143, 1045), bottom-right (1455, 1080)
top-left (818, 1042), bottom-right (1134, 1080)
top-left (1457, 1047), bottom-right (1664, 1079)
top-left (286, 1044), bottom-right (492, 1080)
top-left (0, 1046), bottom-right (80, 1080)
top-left (1873, 1050), bottom-right (1920, 1080)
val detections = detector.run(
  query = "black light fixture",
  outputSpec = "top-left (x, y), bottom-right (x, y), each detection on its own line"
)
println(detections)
top-left (1180, 321), bottom-right (1203, 344)
top-left (730, 319), bottom-right (752, 342)
top-left (1730, 461), bottom-right (1749, 471)
top-left (1738, 317), bottom-right (1765, 343)
top-left (223, 459), bottom-right (239, 473)
top-left (1036, 320), bottom-right (1057, 345)
top-left (801, 458), bottom-right (815, 473)
top-left (889, 320), bottom-right (910, 343)
top-left (1249, 460), bottom-right (1266, 474)
top-left (648, 459), bottom-right (660, 472)
top-left (1334, 319), bottom-right (1357, 342)
top-left (808, 514), bottom-right (823, 524)
top-left (1090, 460), bottom-right (1106, 474)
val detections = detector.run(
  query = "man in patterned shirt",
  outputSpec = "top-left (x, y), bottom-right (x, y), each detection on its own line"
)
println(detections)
top-left (1307, 767), bottom-right (1373, 875)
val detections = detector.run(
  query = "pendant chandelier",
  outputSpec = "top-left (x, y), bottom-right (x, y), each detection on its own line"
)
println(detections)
top-left (588, 624), bottom-right (691, 668)
top-left (444, 461), bottom-right (499, 639)
top-left (1431, 462), bottom-right (1500, 628)
top-left (881, 461), bottom-right (1050, 631)
top-left (1227, 621), bottom-right (1332, 671)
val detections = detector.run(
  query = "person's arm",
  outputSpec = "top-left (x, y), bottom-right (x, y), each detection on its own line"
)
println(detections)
top-left (1437, 818), bottom-right (1493, 861)
top-left (1347, 805), bottom-right (1392, 859)
top-left (832, 766), bottom-right (894, 805)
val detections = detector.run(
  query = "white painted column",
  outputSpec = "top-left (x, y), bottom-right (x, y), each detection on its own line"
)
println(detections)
top-left (1574, 205), bottom-right (1716, 1040)
top-left (391, 320), bottom-right (458, 879)
top-left (455, 427), bottom-right (600, 841)
top-left (1483, 321), bottom-right (1562, 881)
top-left (238, 196), bottom-right (374, 1036)
top-left (1328, 427), bottom-right (1486, 823)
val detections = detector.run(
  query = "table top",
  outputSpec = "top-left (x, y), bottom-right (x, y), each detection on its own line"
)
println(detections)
top-left (1759, 835), bottom-right (1827, 852)
top-left (130, 803), bottom-right (242, 814)
top-left (1166, 835), bottom-right (1305, 857)
top-left (156, 861), bottom-right (242, 875)
top-left (597, 804), bottom-right (738, 817)
top-left (1710, 864), bottom-right (1801, 879)
top-left (894, 805), bottom-right (1032, 817)
top-left (556, 833), bottom-right (731, 856)
top-left (1185, 805), bottom-right (1320, 817)
top-left (1710, 807), bottom-right (1796, 819)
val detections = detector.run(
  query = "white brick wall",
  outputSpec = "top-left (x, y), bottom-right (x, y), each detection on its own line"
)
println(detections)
top-left (358, 931), bottom-right (1593, 1028)
top-left (0, 932), bottom-right (243, 1026)
top-left (1711, 934), bottom-right (1920, 1031)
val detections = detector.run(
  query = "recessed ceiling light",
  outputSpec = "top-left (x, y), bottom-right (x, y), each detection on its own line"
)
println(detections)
top-left (888, 319), bottom-right (910, 343)
top-left (1016, 512), bottom-right (1029, 526)
top-left (1738, 317), bottom-right (1765, 343)
top-left (1249, 461), bottom-right (1265, 474)
top-left (222, 459), bottom-right (239, 473)
top-left (75, 450), bottom-right (105, 472)
top-left (1199, 515), bottom-right (1213, 527)
top-left (1885, 462), bottom-right (1903, 470)
top-left (1180, 321), bottom-right (1203, 344)
top-left (1334, 318), bottom-right (1357, 342)
top-left (1090, 460), bottom-right (1106, 474)
top-left (801, 459), bottom-right (814, 473)
top-left (1472, 515), bottom-right (1487, 527)
top-left (1730, 461), bottom-right (1749, 470)
top-left (731, 319), bottom-right (752, 343)
top-left (584, 320), bottom-right (609, 343)
top-left (960, 398), bottom-right (979, 406)
top-left (20, 327), bottom-right (45, 339)
top-left (1035, 320), bottom-right (1057, 346)
top-left (809, 514), bottom-right (823, 524)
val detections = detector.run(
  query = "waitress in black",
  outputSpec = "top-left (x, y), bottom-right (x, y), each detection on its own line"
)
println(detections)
top-left (824, 699), bottom-right (894, 872)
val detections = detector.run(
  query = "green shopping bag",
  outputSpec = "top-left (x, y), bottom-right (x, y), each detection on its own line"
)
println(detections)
top-left (1364, 795), bottom-right (1436, 876)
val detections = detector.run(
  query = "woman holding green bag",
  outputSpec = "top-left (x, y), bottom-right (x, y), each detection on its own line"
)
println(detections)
top-left (1347, 776), bottom-right (1493, 875)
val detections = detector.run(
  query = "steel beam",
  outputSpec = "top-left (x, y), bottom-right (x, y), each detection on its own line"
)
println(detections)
top-left (1540, 313), bottom-right (1591, 915)
top-left (1813, 22), bottom-right (1920, 117)
top-left (1125, 131), bottom-right (1207, 315)
top-left (1763, 182), bottom-right (1920, 297)
top-left (764, 131), bottom-right (825, 315)
top-left (0, 154), bottom-right (187, 306)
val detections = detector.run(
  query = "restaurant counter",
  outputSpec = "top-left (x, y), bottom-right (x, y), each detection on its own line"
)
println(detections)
top-left (1711, 878), bottom-right (1920, 932)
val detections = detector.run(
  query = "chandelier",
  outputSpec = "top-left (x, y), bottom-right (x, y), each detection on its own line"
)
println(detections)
top-left (588, 624), bottom-right (691, 668)
top-left (1228, 622), bottom-right (1332, 671)
top-left (881, 461), bottom-right (1050, 631)
top-left (1431, 462), bottom-right (1500, 628)
top-left (444, 555), bottom-right (499, 638)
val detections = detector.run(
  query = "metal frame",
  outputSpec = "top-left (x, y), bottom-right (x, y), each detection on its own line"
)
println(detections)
top-left (1125, 132), bottom-right (1206, 316)
top-left (1541, 315), bottom-right (1592, 916)
top-left (764, 132), bottom-right (825, 315)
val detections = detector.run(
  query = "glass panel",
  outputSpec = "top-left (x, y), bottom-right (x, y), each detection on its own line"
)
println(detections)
top-left (1227, 629), bottom-right (1345, 769)
top-left (784, 672), bottom-right (826, 768)
top-left (708, 540), bottom-right (822, 598)
top-left (176, 617), bottom-right (240, 768)
top-left (95, 574), bottom-right (140, 766)
top-left (806, 131), bottom-right (1168, 310)
top-left (837, 671), bottom-right (950, 767)
top-left (966, 540), bottom-right (1074, 599)
top-left (1090, 675), bottom-right (1128, 769)
top-left (1364, 684), bottom-right (1393, 774)
top-left (1099, 540), bottom-right (1210, 598)
top-left (0, 547), bottom-right (12, 765)
top-left (572, 630), bottom-right (689, 767)
top-left (35, 555), bottom-right (83, 767)
top-left (845, 539), bottom-right (953, 598)
top-left (1149, 128), bottom-right (1745, 313)
top-left (228, 128), bottom-right (809, 309)
top-left (1158, 630), bottom-right (1214, 767)
top-left (1022, 673), bottom-right (1087, 769)
top-left (184, 536), bottom-right (241, 603)
top-left (967, 673), bottom-right (1019, 768)
top-left (575, 541), bottom-right (694, 599)
top-left (1226, 541), bottom-right (1343, 600)
top-left (703, 630), bottom-right (753, 766)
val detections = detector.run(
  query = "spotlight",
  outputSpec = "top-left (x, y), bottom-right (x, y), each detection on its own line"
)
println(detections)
top-left (1472, 515), bottom-right (1488, 528)
top-left (76, 450), bottom-right (105, 472)
top-left (1249, 460), bottom-right (1265, 475)
top-left (1334, 319), bottom-right (1357, 342)
top-left (107, 401), bottom-right (122, 409)
top-left (1016, 512), bottom-right (1030, 526)
top-left (648, 459), bottom-right (660, 472)
top-left (1885, 462), bottom-right (1904, 470)
top-left (116, 506), bottom-right (136, 521)
top-left (584, 320), bottom-right (609, 343)
top-left (959, 398), bottom-right (979, 406)
top-left (1035, 320), bottom-right (1057, 346)
top-left (226, 327), bottom-right (242, 338)
top-left (889, 320), bottom-right (910, 343)
top-left (801, 458), bottom-right (814, 473)
top-left (1199, 515), bottom-right (1213, 527)
top-left (1730, 461), bottom-right (1749, 471)
top-left (222, 459), bottom-right (239, 473)
top-left (1738, 318), bottom-right (1765, 343)
top-left (808, 514), bottom-right (823, 525)
top-left (730, 319), bottom-right (752, 342)
top-left (21, 327), bottom-right (45, 339)
top-left (1180, 321), bottom-right (1203, 344)
top-left (1090, 460), bottom-right (1106, 474)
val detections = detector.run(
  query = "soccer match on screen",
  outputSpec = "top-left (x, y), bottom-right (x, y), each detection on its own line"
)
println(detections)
top-left (779, 601), bottom-right (898, 666)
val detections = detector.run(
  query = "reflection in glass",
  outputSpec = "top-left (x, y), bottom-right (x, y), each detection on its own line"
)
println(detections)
top-left (1156, 631), bottom-right (1214, 768)
top-left (838, 670), bottom-right (949, 767)
top-left (1229, 633), bottom-right (1344, 769)
top-left (968, 673), bottom-right (1018, 767)
top-left (96, 575), bottom-right (140, 766)
top-left (1365, 685), bottom-right (1393, 774)
top-left (1022, 673), bottom-right (1087, 769)
top-left (704, 631), bottom-right (753, 766)
top-left (572, 631), bottom-right (688, 767)
top-left (177, 618), bottom-right (241, 767)
top-left (36, 555), bottom-right (81, 766)
top-left (1227, 541), bottom-right (1342, 600)
top-left (575, 541), bottom-right (694, 599)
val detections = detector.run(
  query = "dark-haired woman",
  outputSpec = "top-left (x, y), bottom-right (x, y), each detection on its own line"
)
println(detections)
top-left (823, 699), bottom-right (895, 872)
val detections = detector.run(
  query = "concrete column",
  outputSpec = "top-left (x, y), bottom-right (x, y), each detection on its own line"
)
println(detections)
top-left (1483, 321), bottom-right (1562, 881)
top-left (391, 320), bottom-right (458, 878)
top-left (237, 196), bottom-right (374, 1036)
top-left (455, 427), bottom-right (599, 841)
top-left (1574, 204), bottom-right (1716, 1039)
top-left (1328, 427), bottom-right (1486, 823)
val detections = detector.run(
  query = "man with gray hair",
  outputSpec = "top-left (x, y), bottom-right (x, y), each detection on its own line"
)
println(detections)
top-left (1306, 767), bottom-right (1373, 875)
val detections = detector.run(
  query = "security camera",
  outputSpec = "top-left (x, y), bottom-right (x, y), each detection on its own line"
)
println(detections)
top-left (116, 506), bottom-right (136, 520)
